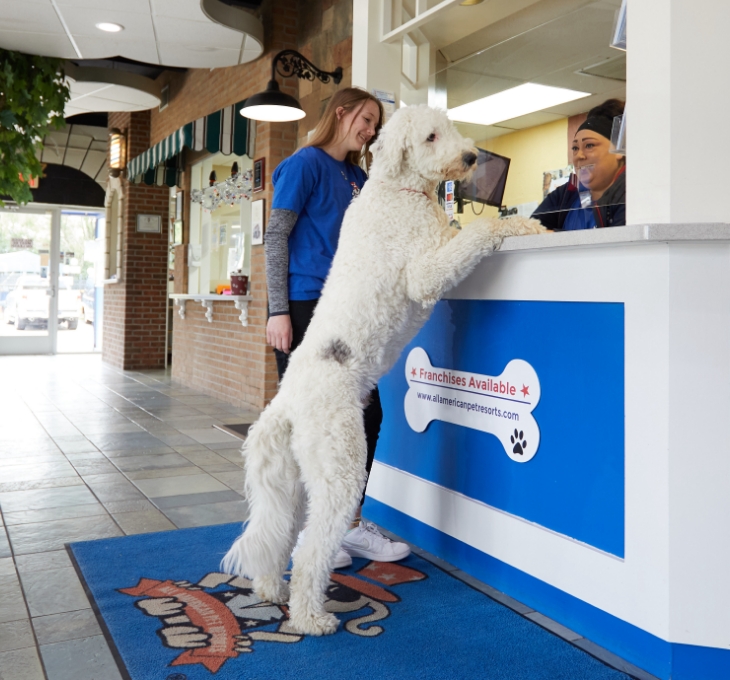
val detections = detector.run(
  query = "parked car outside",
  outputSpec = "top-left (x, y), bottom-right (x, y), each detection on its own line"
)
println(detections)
top-left (5, 276), bottom-right (81, 330)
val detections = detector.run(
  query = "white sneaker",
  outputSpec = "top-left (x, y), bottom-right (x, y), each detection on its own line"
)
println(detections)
top-left (333, 547), bottom-right (352, 569)
top-left (341, 521), bottom-right (411, 562)
top-left (293, 530), bottom-right (352, 569)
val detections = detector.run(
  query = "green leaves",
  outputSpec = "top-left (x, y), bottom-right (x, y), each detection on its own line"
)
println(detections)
top-left (0, 49), bottom-right (71, 206)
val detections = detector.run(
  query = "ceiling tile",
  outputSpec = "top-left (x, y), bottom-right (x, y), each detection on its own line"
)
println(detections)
top-left (55, 0), bottom-right (150, 10)
top-left (72, 36), bottom-right (160, 63)
top-left (152, 16), bottom-right (244, 50)
top-left (0, 30), bottom-right (78, 58)
top-left (59, 7), bottom-right (156, 39)
top-left (1, 3), bottom-right (68, 33)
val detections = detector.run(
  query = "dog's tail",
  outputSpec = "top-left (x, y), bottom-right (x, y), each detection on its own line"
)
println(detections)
top-left (221, 403), bottom-right (301, 579)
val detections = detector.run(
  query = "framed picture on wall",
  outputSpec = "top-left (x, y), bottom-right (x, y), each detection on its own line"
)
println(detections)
top-left (253, 158), bottom-right (265, 193)
top-left (251, 198), bottom-right (265, 245)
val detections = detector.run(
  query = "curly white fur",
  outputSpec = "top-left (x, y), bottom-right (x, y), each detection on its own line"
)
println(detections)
top-left (221, 105), bottom-right (546, 635)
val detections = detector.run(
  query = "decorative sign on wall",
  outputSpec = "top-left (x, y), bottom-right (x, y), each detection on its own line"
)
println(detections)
top-left (251, 198), bottom-right (265, 245)
top-left (136, 214), bottom-right (162, 233)
top-left (11, 238), bottom-right (33, 249)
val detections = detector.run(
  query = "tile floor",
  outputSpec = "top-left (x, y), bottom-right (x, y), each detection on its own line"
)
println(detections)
top-left (0, 354), bottom-right (256, 680)
top-left (0, 354), bottom-right (658, 680)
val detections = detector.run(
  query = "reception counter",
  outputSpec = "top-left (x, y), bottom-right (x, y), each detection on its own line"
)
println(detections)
top-left (364, 224), bottom-right (730, 680)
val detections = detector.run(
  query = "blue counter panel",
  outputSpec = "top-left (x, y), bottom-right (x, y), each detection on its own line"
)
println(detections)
top-left (377, 299), bottom-right (625, 557)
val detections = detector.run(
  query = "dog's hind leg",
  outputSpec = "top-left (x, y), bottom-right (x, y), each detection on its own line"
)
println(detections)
top-left (287, 405), bottom-right (367, 635)
top-left (221, 405), bottom-right (299, 604)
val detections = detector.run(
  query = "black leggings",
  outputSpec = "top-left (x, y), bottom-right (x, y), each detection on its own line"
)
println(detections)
top-left (273, 299), bottom-right (382, 506)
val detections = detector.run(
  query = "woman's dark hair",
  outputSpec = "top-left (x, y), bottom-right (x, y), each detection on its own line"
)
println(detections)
top-left (586, 99), bottom-right (625, 120)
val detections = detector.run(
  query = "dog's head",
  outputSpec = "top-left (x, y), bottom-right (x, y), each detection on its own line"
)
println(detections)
top-left (370, 105), bottom-right (477, 184)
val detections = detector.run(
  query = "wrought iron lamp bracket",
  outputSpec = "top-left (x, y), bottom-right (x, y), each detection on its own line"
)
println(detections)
top-left (271, 50), bottom-right (343, 86)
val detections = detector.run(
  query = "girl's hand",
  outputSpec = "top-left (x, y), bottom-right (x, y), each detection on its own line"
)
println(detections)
top-left (267, 315), bottom-right (293, 353)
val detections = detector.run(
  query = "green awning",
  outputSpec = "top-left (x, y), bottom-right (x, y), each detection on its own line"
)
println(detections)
top-left (127, 100), bottom-right (253, 186)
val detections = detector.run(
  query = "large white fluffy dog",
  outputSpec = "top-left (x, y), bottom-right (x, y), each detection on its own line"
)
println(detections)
top-left (222, 105), bottom-right (545, 635)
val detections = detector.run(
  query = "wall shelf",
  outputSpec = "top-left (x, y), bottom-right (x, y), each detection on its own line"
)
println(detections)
top-left (169, 294), bottom-right (251, 326)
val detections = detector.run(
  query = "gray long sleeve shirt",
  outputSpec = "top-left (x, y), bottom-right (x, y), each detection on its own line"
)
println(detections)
top-left (264, 208), bottom-right (298, 315)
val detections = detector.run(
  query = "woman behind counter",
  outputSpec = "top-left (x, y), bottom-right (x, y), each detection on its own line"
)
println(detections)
top-left (533, 99), bottom-right (625, 230)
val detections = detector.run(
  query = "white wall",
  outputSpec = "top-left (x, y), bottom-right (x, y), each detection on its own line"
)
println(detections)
top-left (628, 0), bottom-right (730, 224)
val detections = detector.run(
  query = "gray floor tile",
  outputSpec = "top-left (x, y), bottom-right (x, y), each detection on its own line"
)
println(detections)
top-left (0, 486), bottom-right (97, 514)
top-left (526, 611), bottom-right (582, 641)
top-left (178, 428), bottom-right (237, 444)
top-left (71, 461), bottom-right (119, 476)
top-left (85, 482), bottom-right (145, 504)
top-left (87, 432), bottom-right (165, 451)
top-left (113, 509), bottom-right (177, 535)
top-left (0, 645), bottom-right (46, 680)
top-left (0, 528), bottom-right (10, 558)
top-left (124, 466), bottom-right (202, 481)
top-left (15, 551), bottom-right (71, 575)
top-left (0, 573), bottom-right (27, 624)
top-left (209, 470), bottom-right (245, 489)
top-left (7, 514), bottom-right (122, 555)
top-left (0, 618), bottom-right (35, 652)
top-left (3, 503), bottom-right (107, 527)
top-left (150, 433), bottom-right (200, 446)
top-left (177, 449), bottom-right (231, 467)
top-left (163, 499), bottom-right (248, 528)
top-left (134, 473), bottom-right (230, 498)
top-left (0, 461), bottom-right (77, 484)
top-left (53, 439), bottom-right (99, 455)
top-left (40, 635), bottom-right (123, 680)
top-left (81, 473), bottom-right (127, 486)
top-left (20, 566), bottom-right (89, 617)
top-left (200, 462), bottom-right (241, 473)
top-left (152, 490), bottom-right (244, 509)
top-left (62, 450), bottom-right (107, 462)
top-left (101, 499), bottom-right (158, 514)
top-left (0, 557), bottom-right (15, 576)
top-left (32, 608), bottom-right (101, 646)
top-left (112, 452), bottom-right (193, 472)
top-left (103, 445), bottom-right (175, 458)
top-left (0, 474), bottom-right (85, 494)
top-left (206, 440), bottom-right (247, 451)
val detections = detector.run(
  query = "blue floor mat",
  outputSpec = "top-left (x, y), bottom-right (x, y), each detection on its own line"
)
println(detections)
top-left (68, 522), bottom-right (632, 680)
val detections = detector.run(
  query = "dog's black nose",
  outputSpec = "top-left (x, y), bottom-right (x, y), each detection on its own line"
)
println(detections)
top-left (463, 152), bottom-right (477, 167)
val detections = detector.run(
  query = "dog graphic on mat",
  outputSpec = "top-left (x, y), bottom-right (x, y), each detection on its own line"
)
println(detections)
top-left (222, 105), bottom-right (546, 635)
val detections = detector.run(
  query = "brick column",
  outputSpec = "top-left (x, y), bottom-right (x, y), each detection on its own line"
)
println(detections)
top-left (103, 110), bottom-right (170, 370)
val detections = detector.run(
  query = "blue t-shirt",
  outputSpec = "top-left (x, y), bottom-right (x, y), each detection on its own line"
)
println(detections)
top-left (272, 146), bottom-right (367, 301)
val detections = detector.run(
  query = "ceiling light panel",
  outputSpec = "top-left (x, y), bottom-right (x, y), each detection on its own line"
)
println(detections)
top-left (447, 83), bottom-right (590, 126)
top-left (95, 22), bottom-right (123, 32)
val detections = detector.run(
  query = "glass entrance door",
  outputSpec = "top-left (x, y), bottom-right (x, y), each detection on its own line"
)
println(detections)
top-left (0, 207), bottom-right (60, 355)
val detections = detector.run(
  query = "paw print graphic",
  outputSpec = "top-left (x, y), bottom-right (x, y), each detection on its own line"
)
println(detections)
top-left (510, 429), bottom-right (527, 455)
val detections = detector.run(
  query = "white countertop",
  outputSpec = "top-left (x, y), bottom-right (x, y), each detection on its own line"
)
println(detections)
top-left (499, 222), bottom-right (730, 253)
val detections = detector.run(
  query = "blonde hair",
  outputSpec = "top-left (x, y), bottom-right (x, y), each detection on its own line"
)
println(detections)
top-left (305, 88), bottom-right (384, 169)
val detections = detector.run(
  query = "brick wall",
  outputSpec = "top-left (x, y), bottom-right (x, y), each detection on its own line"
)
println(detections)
top-left (297, 0), bottom-right (354, 146)
top-left (103, 110), bottom-right (170, 370)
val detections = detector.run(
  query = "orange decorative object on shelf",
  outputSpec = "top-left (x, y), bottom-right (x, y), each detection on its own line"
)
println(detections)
top-left (216, 284), bottom-right (232, 295)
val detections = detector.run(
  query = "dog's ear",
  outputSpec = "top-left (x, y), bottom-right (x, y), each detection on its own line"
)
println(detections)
top-left (371, 109), bottom-right (409, 178)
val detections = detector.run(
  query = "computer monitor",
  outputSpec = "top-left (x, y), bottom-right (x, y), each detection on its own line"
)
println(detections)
top-left (457, 147), bottom-right (510, 207)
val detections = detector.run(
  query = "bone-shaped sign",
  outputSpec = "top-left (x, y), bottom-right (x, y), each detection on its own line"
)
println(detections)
top-left (404, 347), bottom-right (541, 462)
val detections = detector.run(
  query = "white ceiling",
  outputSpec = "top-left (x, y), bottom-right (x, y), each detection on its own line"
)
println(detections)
top-left (0, 0), bottom-right (263, 67)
